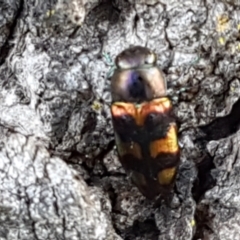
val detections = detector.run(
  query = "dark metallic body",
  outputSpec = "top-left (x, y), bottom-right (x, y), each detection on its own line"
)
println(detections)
top-left (110, 46), bottom-right (180, 200)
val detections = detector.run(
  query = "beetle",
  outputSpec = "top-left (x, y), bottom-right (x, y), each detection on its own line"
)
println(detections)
top-left (110, 46), bottom-right (180, 200)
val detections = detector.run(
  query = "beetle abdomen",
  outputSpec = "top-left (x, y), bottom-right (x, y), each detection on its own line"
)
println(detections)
top-left (111, 97), bottom-right (180, 199)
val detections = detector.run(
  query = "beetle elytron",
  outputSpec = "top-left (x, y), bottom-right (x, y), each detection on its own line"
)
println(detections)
top-left (110, 46), bottom-right (180, 200)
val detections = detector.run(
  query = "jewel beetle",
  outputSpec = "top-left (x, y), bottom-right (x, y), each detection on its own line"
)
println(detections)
top-left (110, 46), bottom-right (180, 200)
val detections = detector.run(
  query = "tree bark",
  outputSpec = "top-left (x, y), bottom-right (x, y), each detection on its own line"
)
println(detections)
top-left (1, 0), bottom-right (240, 239)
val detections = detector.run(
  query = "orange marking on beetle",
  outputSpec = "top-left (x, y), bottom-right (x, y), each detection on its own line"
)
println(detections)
top-left (152, 97), bottom-right (171, 106)
top-left (150, 124), bottom-right (178, 157)
top-left (140, 98), bottom-right (171, 123)
top-left (111, 97), bottom-right (172, 126)
top-left (111, 103), bottom-right (136, 117)
top-left (157, 167), bottom-right (177, 185)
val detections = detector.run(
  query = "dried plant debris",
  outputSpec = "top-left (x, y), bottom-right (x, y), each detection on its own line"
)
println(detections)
top-left (1, 0), bottom-right (240, 239)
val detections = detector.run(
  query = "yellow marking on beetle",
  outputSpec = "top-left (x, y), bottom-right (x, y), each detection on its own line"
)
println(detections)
top-left (111, 97), bottom-right (172, 126)
top-left (157, 167), bottom-right (176, 185)
top-left (153, 97), bottom-right (171, 109)
top-left (114, 133), bottom-right (142, 159)
top-left (150, 124), bottom-right (178, 157)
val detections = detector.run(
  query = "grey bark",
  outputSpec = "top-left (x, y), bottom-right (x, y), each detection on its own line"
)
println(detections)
top-left (1, 0), bottom-right (240, 239)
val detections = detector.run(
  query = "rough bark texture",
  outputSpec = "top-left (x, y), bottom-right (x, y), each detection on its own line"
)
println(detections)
top-left (1, 0), bottom-right (240, 239)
